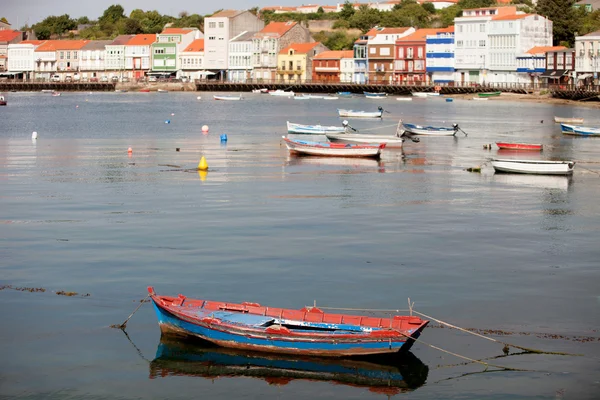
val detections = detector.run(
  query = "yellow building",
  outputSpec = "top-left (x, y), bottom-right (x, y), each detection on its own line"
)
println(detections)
top-left (277, 42), bottom-right (326, 83)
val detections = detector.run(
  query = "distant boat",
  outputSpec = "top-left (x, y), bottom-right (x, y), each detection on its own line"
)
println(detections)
top-left (269, 90), bottom-right (294, 97)
top-left (325, 132), bottom-right (405, 148)
top-left (554, 116), bottom-right (584, 124)
top-left (364, 92), bottom-right (387, 99)
top-left (478, 91), bottom-right (501, 98)
top-left (41, 89), bottom-right (54, 93)
top-left (402, 122), bottom-right (460, 136)
top-left (491, 159), bottom-right (575, 175)
top-left (560, 123), bottom-right (600, 136)
top-left (51, 92), bottom-right (61, 97)
top-left (338, 107), bottom-right (384, 118)
top-left (287, 121), bottom-right (346, 135)
top-left (496, 142), bottom-right (543, 151)
top-left (472, 97), bottom-right (488, 101)
top-left (323, 96), bottom-right (338, 100)
top-left (283, 137), bottom-right (385, 159)
top-left (337, 91), bottom-right (352, 96)
top-left (0, 95), bottom-right (6, 106)
top-left (214, 94), bottom-right (242, 101)
top-left (396, 97), bottom-right (413, 102)
top-left (157, 89), bottom-right (168, 93)
top-left (411, 92), bottom-right (438, 98)
top-left (252, 88), bottom-right (268, 93)
top-left (139, 89), bottom-right (150, 93)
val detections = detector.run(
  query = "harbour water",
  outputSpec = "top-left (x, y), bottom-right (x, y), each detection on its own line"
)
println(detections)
top-left (1, 91), bottom-right (599, 399)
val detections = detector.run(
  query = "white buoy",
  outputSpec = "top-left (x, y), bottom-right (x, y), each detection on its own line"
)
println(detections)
top-left (197, 96), bottom-right (202, 100)
top-left (32, 131), bottom-right (38, 140)
top-left (202, 125), bottom-right (209, 132)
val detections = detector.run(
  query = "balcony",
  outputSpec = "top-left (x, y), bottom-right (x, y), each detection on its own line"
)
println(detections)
top-left (315, 67), bottom-right (339, 72)
top-left (277, 68), bottom-right (302, 74)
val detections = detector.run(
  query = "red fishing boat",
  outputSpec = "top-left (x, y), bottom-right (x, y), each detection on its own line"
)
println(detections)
top-left (495, 142), bottom-right (542, 151)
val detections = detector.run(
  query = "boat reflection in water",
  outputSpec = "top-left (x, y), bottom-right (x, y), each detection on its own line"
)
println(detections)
top-left (150, 337), bottom-right (428, 395)
top-left (492, 173), bottom-right (572, 191)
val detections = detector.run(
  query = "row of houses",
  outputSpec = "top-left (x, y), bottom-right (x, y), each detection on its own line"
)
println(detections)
top-left (262, 0), bottom-right (463, 13)
top-left (2, 6), bottom-right (599, 86)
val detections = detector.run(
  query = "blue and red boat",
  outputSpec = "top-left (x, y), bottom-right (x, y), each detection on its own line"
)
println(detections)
top-left (148, 287), bottom-right (429, 357)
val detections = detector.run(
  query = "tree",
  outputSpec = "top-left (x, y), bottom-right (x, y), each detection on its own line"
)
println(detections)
top-left (393, 0), bottom-right (417, 10)
top-left (348, 5), bottom-right (381, 32)
top-left (248, 7), bottom-right (259, 16)
top-left (458, 0), bottom-right (495, 8)
top-left (536, 0), bottom-right (579, 46)
top-left (77, 16), bottom-right (90, 24)
top-left (422, 2), bottom-right (436, 14)
top-left (0, 17), bottom-right (9, 24)
top-left (99, 4), bottom-right (126, 25)
top-left (123, 18), bottom-right (143, 34)
top-left (317, 7), bottom-right (324, 14)
top-left (338, 1), bottom-right (356, 20)
top-left (35, 25), bottom-right (51, 40)
top-left (438, 4), bottom-right (462, 27)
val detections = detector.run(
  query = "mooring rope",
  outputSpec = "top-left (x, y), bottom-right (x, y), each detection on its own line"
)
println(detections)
top-left (357, 123), bottom-right (400, 132)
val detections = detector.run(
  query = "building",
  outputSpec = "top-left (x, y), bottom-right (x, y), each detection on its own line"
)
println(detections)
top-left (33, 40), bottom-right (88, 80)
top-left (7, 40), bottom-right (44, 80)
top-left (0, 20), bottom-right (11, 30)
top-left (252, 21), bottom-right (312, 81)
top-left (340, 50), bottom-right (355, 82)
top-left (540, 48), bottom-right (575, 86)
top-left (353, 35), bottom-right (368, 83)
top-left (151, 28), bottom-right (201, 77)
top-left (516, 46), bottom-right (566, 86)
top-left (487, 13), bottom-right (553, 84)
top-left (313, 50), bottom-right (350, 82)
top-left (454, 6), bottom-right (518, 85)
top-left (0, 30), bottom-right (24, 72)
top-left (395, 28), bottom-right (450, 84)
top-left (574, 0), bottom-right (600, 12)
top-left (180, 39), bottom-right (205, 80)
top-left (277, 42), bottom-right (327, 83)
top-left (425, 28), bottom-right (455, 84)
top-left (125, 34), bottom-right (156, 80)
top-left (204, 10), bottom-right (263, 78)
top-left (366, 27), bottom-right (415, 83)
top-left (228, 31), bottom-right (256, 82)
top-left (575, 30), bottom-right (600, 86)
top-left (79, 40), bottom-right (111, 81)
top-left (105, 35), bottom-right (135, 78)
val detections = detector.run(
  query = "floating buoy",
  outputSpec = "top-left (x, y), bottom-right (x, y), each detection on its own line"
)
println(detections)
top-left (202, 125), bottom-right (209, 132)
top-left (220, 134), bottom-right (227, 142)
top-left (176, 148), bottom-right (180, 152)
top-left (198, 156), bottom-right (208, 171)
top-left (165, 120), bottom-right (171, 124)
top-left (171, 113), bottom-right (175, 116)
top-left (128, 147), bottom-right (132, 154)
top-left (197, 96), bottom-right (202, 100)
top-left (446, 98), bottom-right (453, 102)
top-left (76, 105), bottom-right (79, 108)
top-left (32, 131), bottom-right (38, 140)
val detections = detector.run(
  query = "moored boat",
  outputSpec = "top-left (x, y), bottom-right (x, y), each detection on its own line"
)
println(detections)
top-left (283, 137), bottom-right (386, 159)
top-left (560, 123), bottom-right (600, 136)
top-left (337, 91), bottom-right (352, 96)
top-left (402, 121), bottom-right (460, 136)
top-left (490, 159), bottom-right (575, 175)
top-left (139, 88), bottom-right (150, 93)
top-left (338, 107), bottom-right (384, 118)
top-left (269, 90), bottom-right (294, 97)
top-left (478, 91), bottom-right (501, 97)
top-left (148, 286), bottom-right (427, 356)
top-left (287, 121), bottom-right (346, 134)
top-left (157, 89), bottom-right (168, 93)
top-left (495, 142), bottom-right (543, 151)
top-left (396, 97), bottom-right (413, 102)
top-left (364, 91), bottom-right (387, 99)
top-left (325, 132), bottom-right (405, 148)
top-left (554, 116), bottom-right (584, 124)
top-left (51, 92), bottom-right (61, 97)
top-left (214, 94), bottom-right (242, 101)
top-left (0, 95), bottom-right (6, 106)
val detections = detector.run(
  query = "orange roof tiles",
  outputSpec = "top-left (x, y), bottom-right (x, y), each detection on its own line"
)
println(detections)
top-left (161, 28), bottom-right (195, 34)
top-left (35, 40), bottom-right (89, 51)
top-left (314, 50), bottom-right (347, 59)
top-left (258, 21), bottom-right (297, 37)
top-left (527, 46), bottom-right (567, 54)
top-left (20, 40), bottom-right (46, 45)
top-left (0, 30), bottom-right (22, 42)
top-left (261, 6), bottom-right (297, 11)
top-left (126, 34), bottom-right (156, 45)
top-left (493, 13), bottom-right (530, 20)
top-left (280, 42), bottom-right (320, 55)
top-left (397, 28), bottom-right (445, 42)
top-left (183, 39), bottom-right (205, 52)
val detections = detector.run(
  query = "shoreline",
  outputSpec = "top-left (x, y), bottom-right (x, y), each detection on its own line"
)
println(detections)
top-left (448, 91), bottom-right (600, 108)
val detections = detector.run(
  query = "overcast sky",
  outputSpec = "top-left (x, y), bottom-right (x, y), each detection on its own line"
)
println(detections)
top-left (3, 0), bottom-right (340, 28)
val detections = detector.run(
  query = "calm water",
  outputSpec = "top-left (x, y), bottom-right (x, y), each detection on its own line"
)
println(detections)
top-left (1, 91), bottom-right (599, 399)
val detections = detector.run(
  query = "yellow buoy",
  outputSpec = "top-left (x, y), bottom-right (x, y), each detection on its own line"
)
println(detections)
top-left (198, 156), bottom-right (208, 171)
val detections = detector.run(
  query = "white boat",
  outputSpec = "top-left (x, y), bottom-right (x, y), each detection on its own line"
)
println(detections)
top-left (41, 89), bottom-right (55, 93)
top-left (157, 89), bottom-right (168, 93)
top-left (338, 107), bottom-right (384, 118)
top-left (554, 116), bottom-right (584, 124)
top-left (323, 96), bottom-right (338, 100)
top-left (560, 123), bottom-right (600, 136)
top-left (472, 97), bottom-right (488, 101)
top-left (402, 121), bottom-right (460, 136)
top-left (252, 88), bottom-right (268, 94)
top-left (51, 92), bottom-right (61, 97)
top-left (364, 92), bottom-right (387, 99)
top-left (282, 136), bottom-right (384, 158)
top-left (269, 90), bottom-right (294, 97)
top-left (396, 97), bottom-right (413, 102)
top-left (287, 121), bottom-right (346, 135)
top-left (214, 94), bottom-right (242, 101)
top-left (325, 132), bottom-right (405, 148)
top-left (491, 159), bottom-right (575, 175)
top-left (412, 92), bottom-right (439, 98)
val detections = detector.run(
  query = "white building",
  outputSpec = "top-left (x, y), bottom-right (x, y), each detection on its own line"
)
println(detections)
top-left (105, 35), bottom-right (135, 73)
top-left (516, 46), bottom-right (565, 86)
top-left (575, 30), bottom-right (600, 85)
top-left (487, 14), bottom-right (552, 84)
top-left (79, 40), bottom-right (111, 80)
top-left (124, 34), bottom-right (156, 80)
top-left (7, 40), bottom-right (44, 79)
top-left (179, 38), bottom-right (205, 80)
top-left (228, 31), bottom-right (256, 82)
top-left (425, 29), bottom-right (455, 84)
top-left (340, 50), bottom-right (355, 82)
top-left (204, 10), bottom-right (264, 78)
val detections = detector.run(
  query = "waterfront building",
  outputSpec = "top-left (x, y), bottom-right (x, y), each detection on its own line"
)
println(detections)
top-left (0, 30), bottom-right (24, 72)
top-left (151, 28), bottom-right (201, 77)
top-left (79, 40), bottom-right (111, 81)
top-left (574, 0), bottom-right (600, 12)
top-left (180, 39), bottom-right (205, 80)
top-left (487, 14), bottom-right (553, 85)
top-left (277, 42), bottom-right (327, 83)
top-left (33, 40), bottom-right (88, 81)
top-left (353, 35), bottom-right (368, 84)
top-left (575, 30), bottom-right (600, 86)
top-left (313, 50), bottom-right (352, 82)
top-left (105, 35), bottom-right (135, 79)
top-left (395, 28), bottom-right (451, 84)
top-left (228, 31), bottom-right (256, 82)
top-left (252, 21), bottom-right (312, 81)
top-left (366, 26), bottom-right (415, 84)
top-left (425, 28), bottom-right (455, 84)
top-left (541, 48), bottom-right (575, 87)
top-left (340, 50), bottom-right (355, 82)
top-left (204, 10), bottom-right (263, 79)
top-left (124, 34), bottom-right (156, 80)
top-left (516, 46), bottom-right (565, 86)
top-left (7, 40), bottom-right (44, 80)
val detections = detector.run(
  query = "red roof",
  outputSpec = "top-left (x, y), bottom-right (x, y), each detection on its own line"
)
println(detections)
top-left (493, 13), bottom-right (530, 21)
top-left (0, 30), bottom-right (22, 42)
top-left (126, 34), bottom-right (156, 45)
top-left (314, 50), bottom-right (347, 60)
top-left (258, 21), bottom-right (297, 37)
top-left (365, 27), bottom-right (412, 37)
top-left (20, 40), bottom-right (46, 45)
top-left (397, 28), bottom-right (447, 42)
top-left (527, 46), bottom-right (567, 54)
top-left (280, 42), bottom-right (320, 55)
top-left (183, 39), bottom-right (205, 52)
top-left (35, 40), bottom-right (89, 51)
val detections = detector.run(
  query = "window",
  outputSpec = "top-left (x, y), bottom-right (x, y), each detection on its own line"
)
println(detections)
top-left (417, 47), bottom-right (423, 58)
top-left (166, 47), bottom-right (175, 54)
top-left (479, 40), bottom-right (486, 47)
top-left (154, 48), bottom-right (165, 54)
top-left (456, 40), bottom-right (463, 47)
top-left (208, 22), bottom-right (216, 28)
top-left (218, 22), bottom-right (224, 28)
top-left (380, 47), bottom-right (390, 56)
top-left (547, 53), bottom-right (554, 68)
top-left (209, 36), bottom-right (216, 40)
top-left (66, 51), bottom-right (70, 60)
top-left (459, 26), bottom-right (463, 33)
top-left (370, 47), bottom-right (375, 54)
top-left (480, 24), bottom-right (485, 33)
top-left (407, 47), bottom-right (413, 58)
top-left (60, 51), bottom-right (64, 59)
top-left (74, 51), bottom-right (77, 59)
top-left (398, 47), bottom-right (404, 58)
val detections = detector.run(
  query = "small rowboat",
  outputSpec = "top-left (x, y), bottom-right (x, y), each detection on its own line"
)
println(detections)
top-left (554, 116), bottom-right (584, 124)
top-left (472, 97), bottom-right (488, 101)
top-left (411, 92), bottom-right (439, 98)
top-left (402, 122), bottom-right (459, 136)
top-left (148, 286), bottom-right (427, 356)
top-left (337, 91), bottom-right (352, 96)
top-left (326, 132), bottom-right (405, 148)
top-left (496, 142), bottom-right (543, 151)
top-left (364, 92), bottom-right (387, 99)
top-left (139, 89), bottom-right (150, 93)
top-left (269, 90), bottom-right (294, 97)
top-left (157, 89), bottom-right (168, 93)
top-left (287, 121), bottom-right (346, 134)
top-left (252, 88), bottom-right (268, 93)
top-left (478, 91), bottom-right (501, 97)
top-left (283, 137), bottom-right (385, 159)
top-left (338, 107), bottom-right (384, 118)
top-left (396, 97), bottom-right (413, 102)
top-left (560, 123), bottom-right (600, 136)
top-left (51, 92), bottom-right (61, 97)
top-left (214, 94), bottom-right (242, 101)
top-left (0, 95), bottom-right (6, 106)
top-left (491, 159), bottom-right (575, 175)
